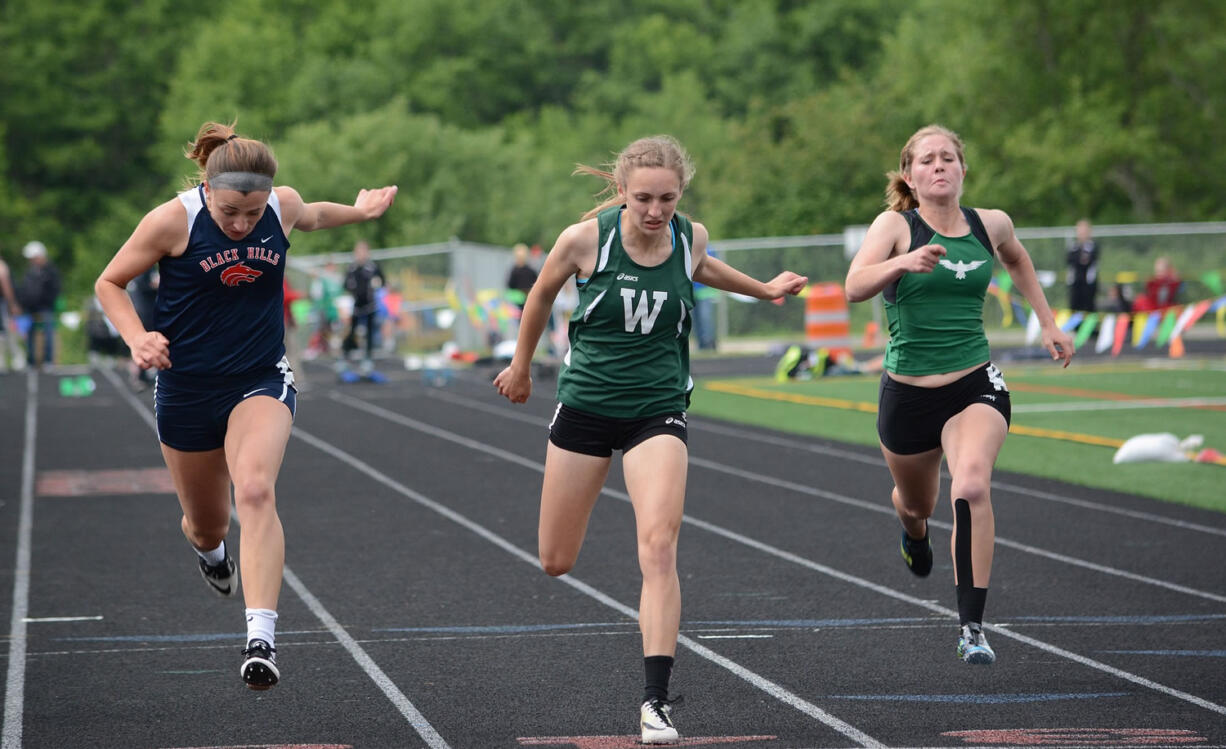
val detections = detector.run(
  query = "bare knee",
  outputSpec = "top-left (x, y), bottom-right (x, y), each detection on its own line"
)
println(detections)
top-left (950, 467), bottom-right (993, 506)
top-left (637, 528), bottom-right (679, 580)
top-left (232, 477), bottom-right (276, 514)
top-left (540, 551), bottom-right (575, 578)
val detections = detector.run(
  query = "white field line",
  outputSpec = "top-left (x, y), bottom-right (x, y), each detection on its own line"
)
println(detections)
top-left (99, 366), bottom-right (451, 749)
top-left (391, 387), bottom-right (1226, 716)
top-left (294, 419), bottom-right (885, 748)
top-left (2, 372), bottom-right (39, 749)
top-left (425, 386), bottom-right (1226, 540)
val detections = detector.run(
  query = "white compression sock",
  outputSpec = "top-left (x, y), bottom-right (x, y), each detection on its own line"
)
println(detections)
top-left (194, 540), bottom-right (226, 566)
top-left (245, 608), bottom-right (278, 648)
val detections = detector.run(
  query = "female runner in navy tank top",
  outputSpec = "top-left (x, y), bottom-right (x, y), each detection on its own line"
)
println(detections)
top-left (95, 121), bottom-right (397, 690)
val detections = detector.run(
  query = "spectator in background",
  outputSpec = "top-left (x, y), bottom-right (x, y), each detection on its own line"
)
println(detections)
top-left (283, 278), bottom-right (306, 388)
top-left (306, 260), bottom-right (342, 359)
top-left (1065, 218), bottom-right (1099, 312)
top-left (1134, 255), bottom-right (1182, 312)
top-left (127, 266), bottom-right (160, 389)
top-left (0, 257), bottom-right (23, 372)
top-left (506, 242), bottom-right (538, 309)
top-left (18, 241), bottom-right (60, 370)
top-left (341, 239), bottom-right (385, 380)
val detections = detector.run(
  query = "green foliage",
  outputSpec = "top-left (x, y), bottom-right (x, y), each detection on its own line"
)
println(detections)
top-left (4, 0), bottom-right (1226, 310)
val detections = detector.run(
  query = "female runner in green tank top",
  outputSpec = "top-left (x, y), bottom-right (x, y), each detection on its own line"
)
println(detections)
top-left (845, 125), bottom-right (1075, 665)
top-left (494, 135), bottom-right (806, 743)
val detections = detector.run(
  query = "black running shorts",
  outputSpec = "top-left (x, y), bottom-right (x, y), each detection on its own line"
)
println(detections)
top-left (548, 403), bottom-right (688, 457)
top-left (876, 362), bottom-right (1011, 455)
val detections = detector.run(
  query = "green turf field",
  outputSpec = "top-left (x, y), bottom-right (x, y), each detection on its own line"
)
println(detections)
top-left (690, 357), bottom-right (1226, 514)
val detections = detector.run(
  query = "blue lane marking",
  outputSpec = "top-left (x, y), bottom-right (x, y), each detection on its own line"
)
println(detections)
top-left (828, 692), bottom-right (1129, 704)
top-left (372, 622), bottom-right (632, 634)
top-left (1010, 614), bottom-right (1226, 624)
top-left (54, 629), bottom-right (318, 643)
top-left (687, 618), bottom-right (930, 628)
top-left (1103, 650), bottom-right (1226, 657)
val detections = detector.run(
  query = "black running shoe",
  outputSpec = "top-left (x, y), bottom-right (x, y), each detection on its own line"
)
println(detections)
top-left (900, 525), bottom-right (933, 577)
top-left (240, 639), bottom-right (279, 690)
top-left (198, 554), bottom-right (238, 597)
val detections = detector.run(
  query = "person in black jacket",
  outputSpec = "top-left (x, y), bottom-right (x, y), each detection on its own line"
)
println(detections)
top-left (341, 239), bottom-right (385, 380)
top-left (18, 241), bottom-right (60, 369)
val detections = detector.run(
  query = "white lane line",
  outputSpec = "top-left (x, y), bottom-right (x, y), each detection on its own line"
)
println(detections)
top-left (688, 416), bottom-right (1226, 539)
top-left (428, 386), bottom-right (1226, 539)
top-left (23, 616), bottom-right (103, 623)
top-left (99, 366), bottom-right (451, 749)
top-left (689, 456), bottom-right (1226, 606)
top-left (296, 419), bottom-right (885, 749)
top-left (280, 566), bottom-right (450, 749)
top-left (425, 387), bottom-right (1226, 601)
top-left (3, 372), bottom-right (38, 749)
top-left (362, 389), bottom-right (1226, 717)
top-left (1012, 396), bottom-right (1226, 413)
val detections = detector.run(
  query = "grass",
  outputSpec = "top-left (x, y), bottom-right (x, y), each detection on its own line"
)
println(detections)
top-left (689, 357), bottom-right (1226, 515)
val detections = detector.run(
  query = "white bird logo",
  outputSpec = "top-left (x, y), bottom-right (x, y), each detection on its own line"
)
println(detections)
top-left (938, 258), bottom-right (988, 279)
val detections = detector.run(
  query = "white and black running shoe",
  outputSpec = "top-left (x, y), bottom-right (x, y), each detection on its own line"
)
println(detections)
top-left (958, 624), bottom-right (996, 665)
top-left (640, 697), bottom-right (680, 744)
top-left (240, 639), bottom-right (279, 690)
top-left (198, 554), bottom-right (238, 597)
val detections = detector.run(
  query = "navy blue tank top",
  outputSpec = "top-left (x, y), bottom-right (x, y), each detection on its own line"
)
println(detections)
top-left (155, 185), bottom-right (289, 376)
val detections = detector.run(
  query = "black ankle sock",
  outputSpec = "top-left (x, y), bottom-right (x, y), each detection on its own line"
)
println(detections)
top-left (643, 655), bottom-right (674, 702)
top-left (956, 586), bottom-right (988, 627)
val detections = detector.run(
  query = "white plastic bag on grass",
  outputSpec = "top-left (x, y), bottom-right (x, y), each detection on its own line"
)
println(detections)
top-left (1112, 433), bottom-right (1204, 464)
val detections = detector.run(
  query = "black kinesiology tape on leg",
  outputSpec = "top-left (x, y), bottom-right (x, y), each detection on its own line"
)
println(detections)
top-left (954, 498), bottom-right (973, 589)
top-left (954, 498), bottom-right (988, 625)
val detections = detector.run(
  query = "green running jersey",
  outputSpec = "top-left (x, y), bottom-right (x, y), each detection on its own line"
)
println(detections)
top-left (883, 208), bottom-right (994, 375)
top-left (556, 206), bottom-right (695, 418)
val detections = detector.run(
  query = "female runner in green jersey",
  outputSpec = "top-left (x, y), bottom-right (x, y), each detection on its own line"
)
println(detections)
top-left (845, 124), bottom-right (1075, 665)
top-left (495, 135), bottom-right (806, 743)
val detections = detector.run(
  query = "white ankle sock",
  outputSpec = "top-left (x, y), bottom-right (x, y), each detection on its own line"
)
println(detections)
top-left (245, 608), bottom-right (278, 648)
top-left (194, 540), bottom-right (226, 566)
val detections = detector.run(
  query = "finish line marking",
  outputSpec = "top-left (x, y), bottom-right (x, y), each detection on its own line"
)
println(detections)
top-left (36, 467), bottom-right (175, 497)
top-left (518, 737), bottom-right (777, 748)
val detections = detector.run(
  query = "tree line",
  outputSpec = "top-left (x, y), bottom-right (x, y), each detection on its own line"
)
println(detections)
top-left (2, 0), bottom-right (1223, 296)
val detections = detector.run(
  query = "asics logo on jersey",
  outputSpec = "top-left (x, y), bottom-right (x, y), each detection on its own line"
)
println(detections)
top-left (938, 258), bottom-right (988, 279)
top-left (621, 288), bottom-right (668, 334)
top-left (665, 416), bottom-right (687, 428)
top-left (617, 273), bottom-right (639, 282)
top-left (220, 262), bottom-right (263, 286)
top-left (980, 394), bottom-right (997, 401)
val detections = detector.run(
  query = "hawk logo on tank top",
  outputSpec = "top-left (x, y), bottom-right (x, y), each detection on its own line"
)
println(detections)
top-left (621, 288), bottom-right (669, 334)
top-left (938, 258), bottom-right (988, 280)
top-left (220, 262), bottom-right (264, 287)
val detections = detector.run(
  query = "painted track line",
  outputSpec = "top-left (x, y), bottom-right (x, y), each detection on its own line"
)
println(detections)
top-left (425, 387), bottom-right (1226, 602)
top-left (388, 388), bottom-right (1226, 717)
top-left (430, 386), bottom-right (1226, 539)
top-left (294, 419), bottom-right (884, 748)
top-left (99, 366), bottom-right (451, 749)
top-left (2, 372), bottom-right (38, 749)
top-left (688, 416), bottom-right (1226, 539)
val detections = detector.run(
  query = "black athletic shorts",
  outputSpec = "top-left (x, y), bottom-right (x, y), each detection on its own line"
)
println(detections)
top-left (548, 403), bottom-right (688, 457)
top-left (876, 362), bottom-right (1011, 455)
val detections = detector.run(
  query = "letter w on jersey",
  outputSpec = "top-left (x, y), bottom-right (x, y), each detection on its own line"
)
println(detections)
top-left (621, 288), bottom-right (669, 334)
